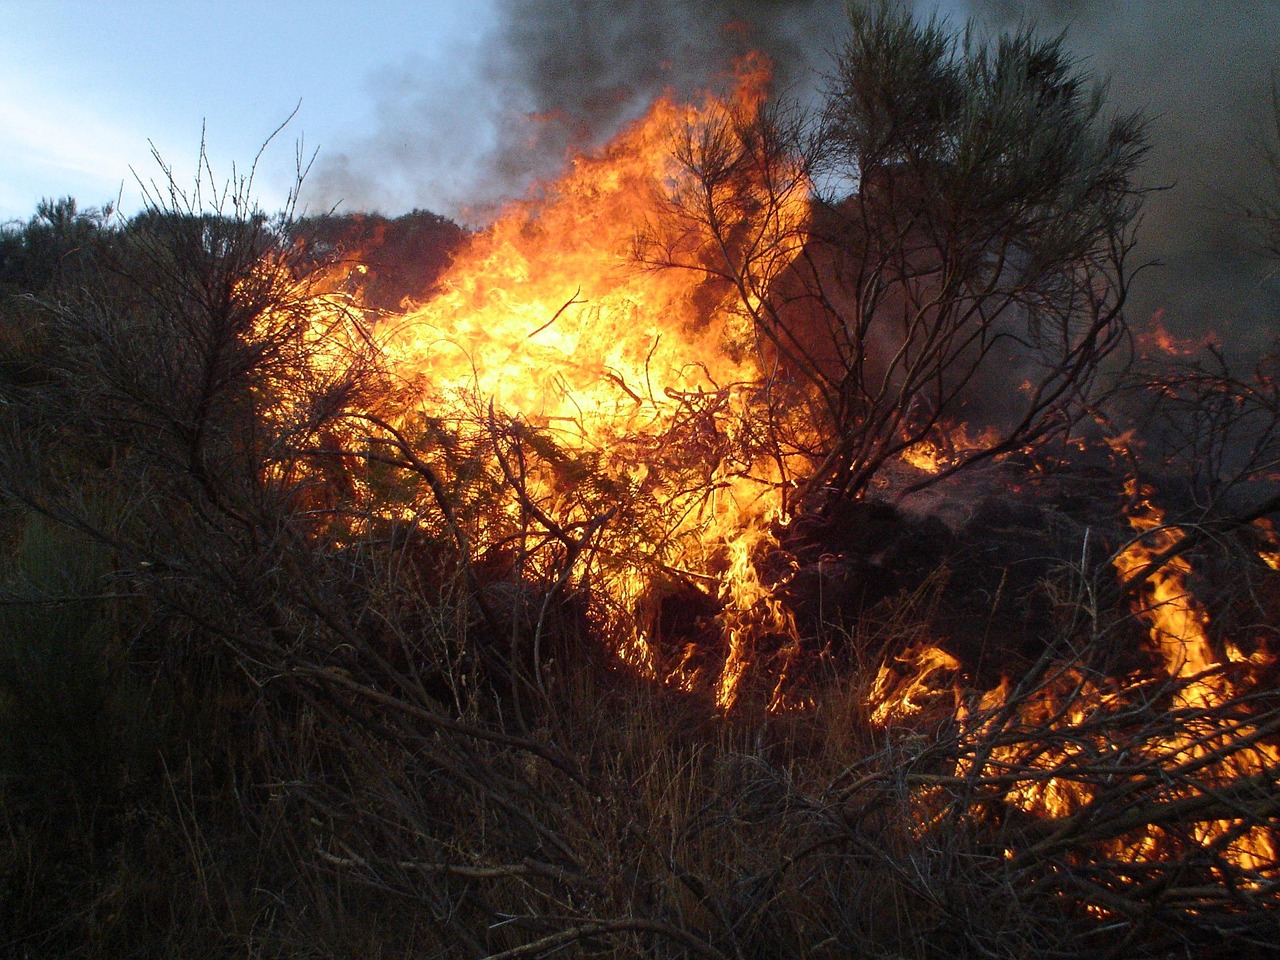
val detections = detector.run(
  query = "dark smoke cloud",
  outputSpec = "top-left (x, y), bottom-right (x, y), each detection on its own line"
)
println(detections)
top-left (954, 0), bottom-right (1280, 355)
top-left (478, 0), bottom-right (843, 190)
top-left (307, 0), bottom-right (1280, 352)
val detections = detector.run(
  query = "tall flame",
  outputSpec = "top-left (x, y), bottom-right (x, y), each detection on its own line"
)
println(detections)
top-left (304, 56), bottom-right (809, 706)
top-left (1113, 478), bottom-right (1218, 687)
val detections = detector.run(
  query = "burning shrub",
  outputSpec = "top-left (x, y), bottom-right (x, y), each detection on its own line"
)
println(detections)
top-left (2, 4), bottom-right (1279, 960)
top-left (640, 2), bottom-right (1148, 508)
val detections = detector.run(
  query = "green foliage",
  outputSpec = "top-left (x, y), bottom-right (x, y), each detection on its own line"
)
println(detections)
top-left (293, 208), bottom-right (468, 310)
top-left (0, 198), bottom-right (116, 401)
top-left (825, 1), bottom-right (1149, 230)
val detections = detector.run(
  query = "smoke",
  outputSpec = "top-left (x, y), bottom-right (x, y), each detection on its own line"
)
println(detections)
top-left (955, 0), bottom-right (1280, 355)
top-left (308, 0), bottom-right (1280, 351)
top-left (478, 0), bottom-right (844, 186)
top-left (307, 0), bottom-right (844, 221)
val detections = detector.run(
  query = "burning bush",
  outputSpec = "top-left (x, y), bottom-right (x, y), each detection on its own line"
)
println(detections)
top-left (1, 3), bottom-right (1278, 959)
top-left (638, 4), bottom-right (1147, 509)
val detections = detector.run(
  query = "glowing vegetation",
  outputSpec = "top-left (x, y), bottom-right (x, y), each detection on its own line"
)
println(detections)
top-left (2, 5), bottom-right (1278, 959)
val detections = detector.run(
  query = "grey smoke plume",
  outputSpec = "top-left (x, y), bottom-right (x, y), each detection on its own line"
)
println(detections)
top-left (308, 0), bottom-right (1280, 350)
top-left (476, 1), bottom-right (842, 191)
top-left (955, 0), bottom-right (1280, 355)
top-left (307, 1), bottom-right (844, 219)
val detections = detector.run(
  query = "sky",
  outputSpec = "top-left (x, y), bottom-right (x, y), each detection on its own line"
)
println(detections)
top-left (0, 0), bottom-right (501, 220)
top-left (2, 0), bottom-right (1278, 349)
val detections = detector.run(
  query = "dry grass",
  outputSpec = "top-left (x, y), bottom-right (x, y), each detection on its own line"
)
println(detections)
top-left (1, 156), bottom-right (1276, 960)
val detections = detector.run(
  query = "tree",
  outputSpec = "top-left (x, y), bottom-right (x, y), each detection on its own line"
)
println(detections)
top-left (0, 198), bottom-right (116, 398)
top-left (0, 197), bottom-right (114, 294)
top-left (640, 1), bottom-right (1149, 511)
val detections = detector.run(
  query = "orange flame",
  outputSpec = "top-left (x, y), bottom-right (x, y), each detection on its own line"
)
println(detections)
top-left (298, 56), bottom-right (809, 706)
top-left (1114, 478), bottom-right (1218, 685)
top-left (866, 462), bottom-right (1279, 883)
top-left (1255, 517), bottom-right (1280, 571)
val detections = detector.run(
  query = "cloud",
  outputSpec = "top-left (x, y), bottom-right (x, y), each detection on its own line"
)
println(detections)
top-left (0, 80), bottom-right (142, 216)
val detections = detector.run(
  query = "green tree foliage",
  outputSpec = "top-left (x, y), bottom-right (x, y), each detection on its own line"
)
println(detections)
top-left (294, 209), bottom-right (468, 310)
top-left (0, 198), bottom-right (116, 398)
top-left (0, 197), bottom-right (113, 294)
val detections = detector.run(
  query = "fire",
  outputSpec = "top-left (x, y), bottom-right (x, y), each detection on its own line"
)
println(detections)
top-left (1114, 478), bottom-right (1218, 685)
top-left (1255, 517), bottom-right (1280, 571)
top-left (275, 47), bottom-right (1280, 892)
top-left (866, 461), bottom-right (1280, 890)
top-left (897, 422), bottom-right (1002, 475)
top-left (1108, 480), bottom-right (1279, 873)
top-left (869, 643), bottom-right (961, 726)
top-left (1136, 308), bottom-right (1216, 358)
top-left (296, 56), bottom-right (808, 706)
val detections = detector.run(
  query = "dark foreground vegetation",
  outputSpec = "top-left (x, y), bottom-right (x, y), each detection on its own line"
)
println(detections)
top-left (3, 5), bottom-right (1280, 958)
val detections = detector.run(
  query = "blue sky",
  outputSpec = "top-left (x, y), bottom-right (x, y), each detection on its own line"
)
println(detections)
top-left (0, 1), bottom-right (498, 221)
